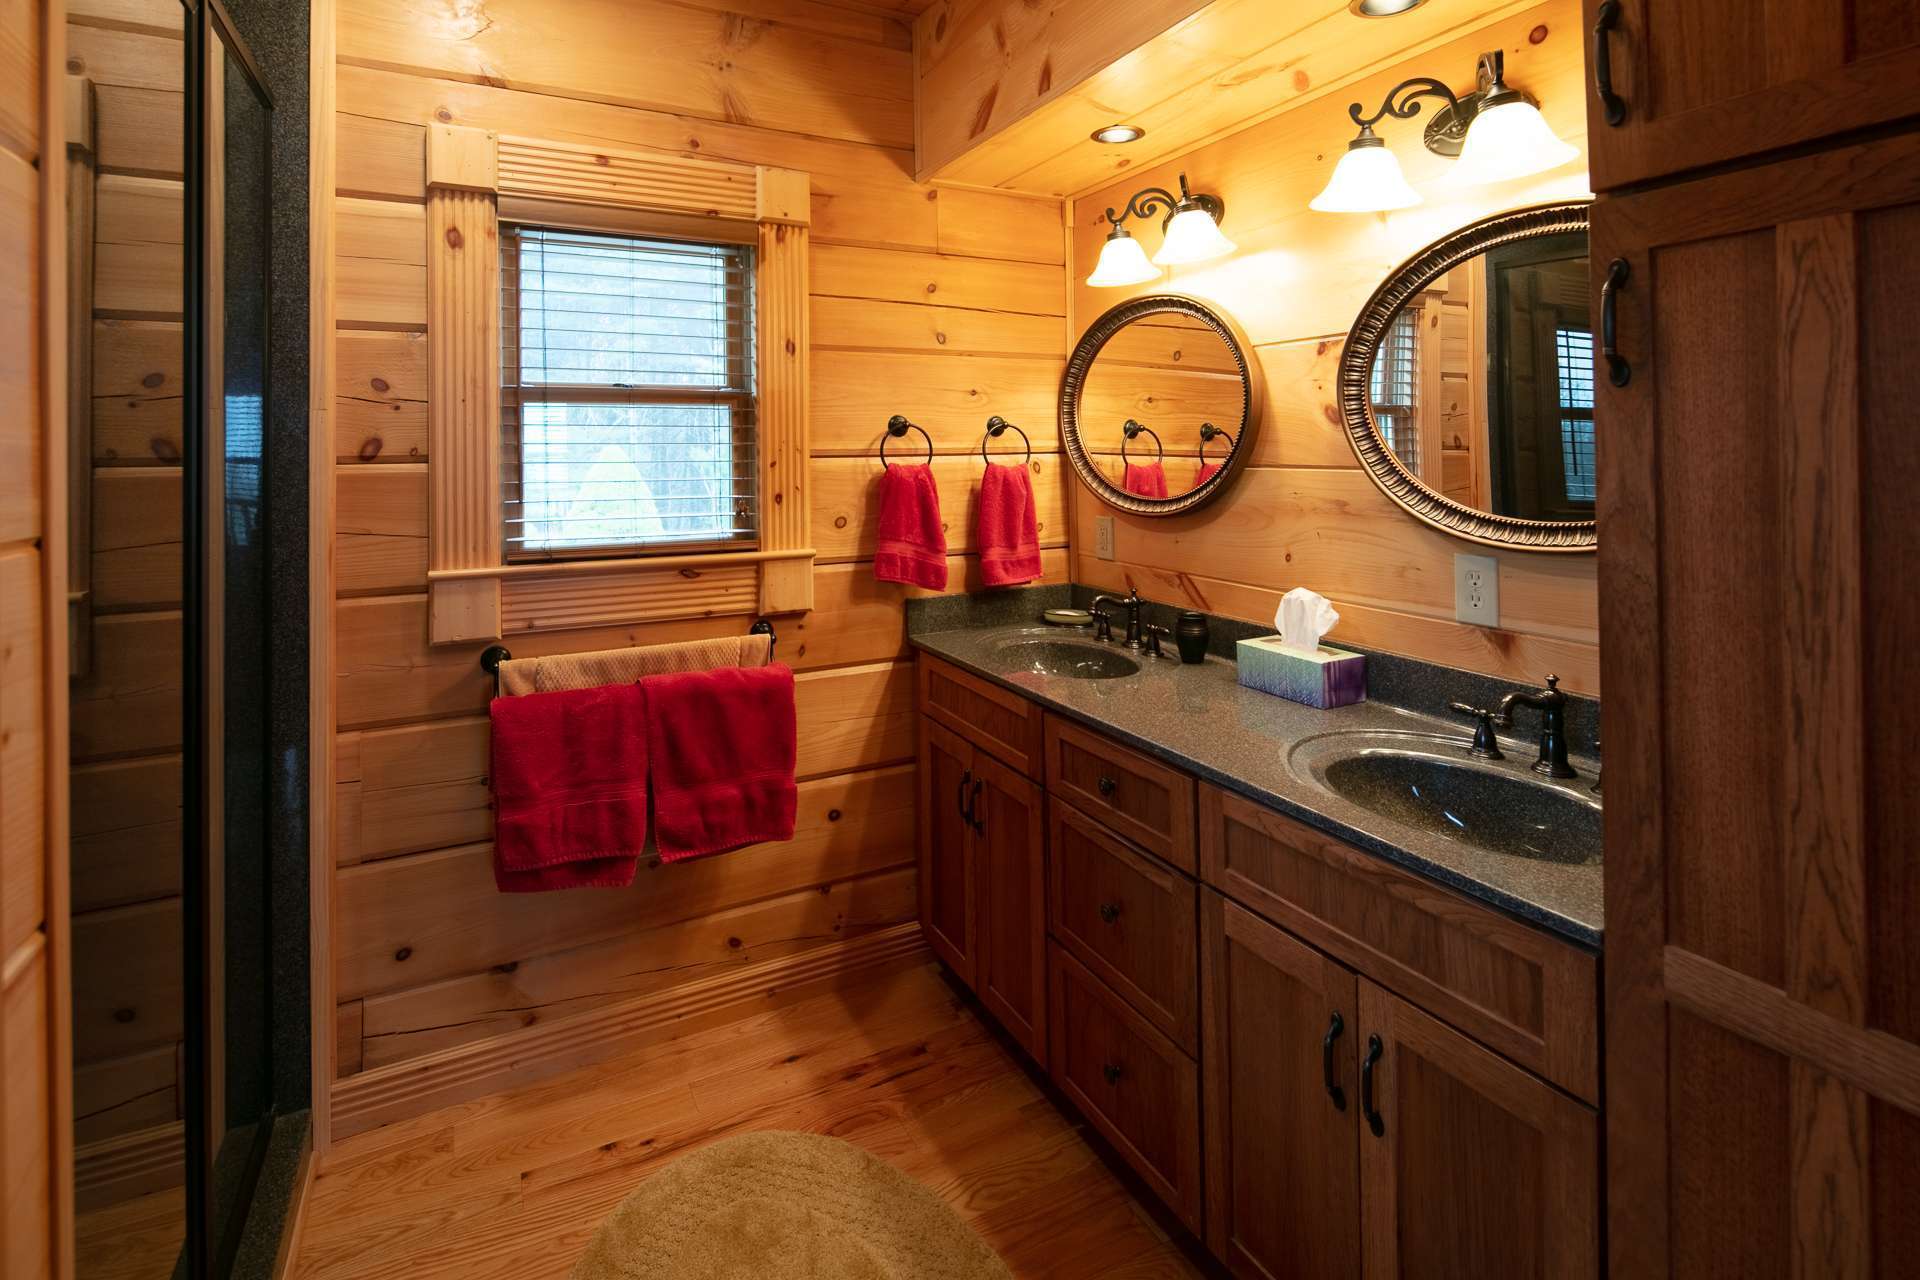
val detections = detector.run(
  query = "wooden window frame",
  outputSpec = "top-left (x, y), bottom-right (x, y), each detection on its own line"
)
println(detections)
top-left (422, 124), bottom-right (813, 645)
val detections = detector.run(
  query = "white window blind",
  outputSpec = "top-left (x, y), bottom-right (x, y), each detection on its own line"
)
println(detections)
top-left (1371, 308), bottom-right (1420, 477)
top-left (501, 224), bottom-right (757, 560)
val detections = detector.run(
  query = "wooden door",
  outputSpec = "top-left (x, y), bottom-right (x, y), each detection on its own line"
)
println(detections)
top-left (1356, 981), bottom-right (1598, 1280)
top-left (917, 718), bottom-right (977, 984)
top-left (971, 751), bottom-right (1046, 1062)
top-left (1595, 129), bottom-right (1920, 1278)
top-left (1583, 0), bottom-right (1920, 189)
top-left (1201, 893), bottom-right (1360, 1280)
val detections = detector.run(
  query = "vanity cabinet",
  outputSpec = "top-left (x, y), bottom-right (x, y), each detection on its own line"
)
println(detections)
top-left (1581, 0), bottom-right (1920, 191)
top-left (1203, 893), bottom-right (1599, 1280)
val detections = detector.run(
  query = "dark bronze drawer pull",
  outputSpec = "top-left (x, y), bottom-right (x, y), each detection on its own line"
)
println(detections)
top-left (1361, 1034), bottom-right (1385, 1137)
top-left (1096, 774), bottom-right (1118, 796)
top-left (1097, 902), bottom-right (1121, 924)
top-left (956, 769), bottom-right (973, 826)
top-left (1101, 1062), bottom-right (1124, 1086)
top-left (1601, 257), bottom-right (1631, 387)
top-left (1322, 1011), bottom-right (1347, 1112)
top-left (969, 778), bottom-right (985, 835)
top-left (1592, 0), bottom-right (1625, 127)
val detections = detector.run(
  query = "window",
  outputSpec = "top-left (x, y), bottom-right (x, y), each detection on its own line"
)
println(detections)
top-left (1371, 307), bottom-right (1420, 476)
top-left (500, 224), bottom-right (757, 561)
top-left (1554, 325), bottom-right (1596, 504)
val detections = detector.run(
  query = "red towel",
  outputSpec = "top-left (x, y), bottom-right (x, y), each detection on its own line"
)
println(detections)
top-left (978, 462), bottom-right (1043, 587)
top-left (873, 463), bottom-right (947, 590)
top-left (489, 684), bottom-right (648, 892)
top-left (641, 663), bottom-right (797, 863)
top-left (1194, 460), bottom-right (1222, 487)
top-left (1124, 460), bottom-right (1169, 498)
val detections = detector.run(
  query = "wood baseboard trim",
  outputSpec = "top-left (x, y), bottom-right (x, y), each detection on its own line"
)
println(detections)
top-left (73, 1121), bottom-right (186, 1213)
top-left (329, 923), bottom-right (931, 1143)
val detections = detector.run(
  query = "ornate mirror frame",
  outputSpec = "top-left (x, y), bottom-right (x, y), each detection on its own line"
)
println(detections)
top-left (1337, 200), bottom-right (1595, 553)
top-left (1060, 294), bottom-right (1264, 517)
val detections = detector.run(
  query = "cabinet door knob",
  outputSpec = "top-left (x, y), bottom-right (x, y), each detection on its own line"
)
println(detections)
top-left (1096, 774), bottom-right (1118, 797)
top-left (1322, 1011), bottom-right (1347, 1112)
top-left (1101, 1062), bottom-right (1124, 1086)
top-left (1360, 1034), bottom-right (1385, 1138)
top-left (1097, 902), bottom-right (1121, 924)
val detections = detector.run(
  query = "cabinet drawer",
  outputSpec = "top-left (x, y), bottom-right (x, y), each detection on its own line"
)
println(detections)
top-left (918, 656), bottom-right (1044, 778)
top-left (1043, 715), bottom-right (1196, 873)
top-left (1049, 944), bottom-right (1203, 1232)
top-left (1200, 783), bottom-right (1599, 1104)
top-left (1049, 800), bottom-right (1198, 1053)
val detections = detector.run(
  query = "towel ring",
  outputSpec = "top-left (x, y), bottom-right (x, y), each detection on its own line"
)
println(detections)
top-left (1198, 421), bottom-right (1236, 463)
top-left (880, 414), bottom-right (933, 469)
top-left (980, 415), bottom-right (1032, 468)
top-left (1121, 419), bottom-right (1164, 465)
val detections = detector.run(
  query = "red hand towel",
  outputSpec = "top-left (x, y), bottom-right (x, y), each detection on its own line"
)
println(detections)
top-left (873, 463), bottom-right (947, 590)
top-left (640, 663), bottom-right (797, 863)
top-left (489, 683), bottom-right (648, 892)
top-left (1124, 460), bottom-right (1169, 499)
top-left (978, 462), bottom-right (1043, 587)
top-left (1194, 460), bottom-right (1222, 487)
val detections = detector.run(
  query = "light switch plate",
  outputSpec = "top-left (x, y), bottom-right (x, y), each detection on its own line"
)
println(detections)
top-left (1454, 553), bottom-right (1499, 626)
top-left (1094, 516), bottom-right (1115, 561)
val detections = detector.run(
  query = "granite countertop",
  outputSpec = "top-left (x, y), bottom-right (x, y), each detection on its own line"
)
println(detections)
top-left (908, 612), bottom-right (1603, 948)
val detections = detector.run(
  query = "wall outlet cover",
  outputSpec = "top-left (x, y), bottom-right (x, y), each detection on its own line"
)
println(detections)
top-left (1454, 553), bottom-right (1499, 627)
top-left (1094, 515), bottom-right (1115, 561)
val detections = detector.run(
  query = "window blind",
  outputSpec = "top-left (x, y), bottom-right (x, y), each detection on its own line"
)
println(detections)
top-left (1370, 308), bottom-right (1420, 477)
top-left (501, 224), bottom-right (757, 560)
top-left (1555, 325), bottom-right (1596, 504)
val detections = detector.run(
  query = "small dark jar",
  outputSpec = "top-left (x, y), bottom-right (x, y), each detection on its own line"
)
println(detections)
top-left (1174, 611), bottom-right (1210, 664)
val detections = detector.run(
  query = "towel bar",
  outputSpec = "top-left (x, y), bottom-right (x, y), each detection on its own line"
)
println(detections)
top-left (481, 619), bottom-right (777, 698)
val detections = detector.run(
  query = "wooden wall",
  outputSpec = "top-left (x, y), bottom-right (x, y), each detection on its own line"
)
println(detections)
top-left (62, 0), bottom-right (188, 1181)
top-left (325, 0), bottom-right (1067, 1084)
top-left (1, 1), bottom-right (68, 1275)
top-left (1067, 0), bottom-right (1601, 693)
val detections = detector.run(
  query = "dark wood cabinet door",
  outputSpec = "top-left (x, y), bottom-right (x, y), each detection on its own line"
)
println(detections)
top-left (1595, 131), bottom-right (1920, 1279)
top-left (1583, 0), bottom-right (1920, 189)
top-left (1201, 892), bottom-right (1361, 1280)
top-left (1357, 981), bottom-right (1598, 1280)
top-left (972, 751), bottom-right (1046, 1063)
top-left (917, 718), bottom-right (977, 984)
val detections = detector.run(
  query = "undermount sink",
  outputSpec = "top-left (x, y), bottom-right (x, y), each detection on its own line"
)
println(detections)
top-left (1291, 731), bottom-right (1601, 865)
top-left (991, 635), bottom-right (1141, 680)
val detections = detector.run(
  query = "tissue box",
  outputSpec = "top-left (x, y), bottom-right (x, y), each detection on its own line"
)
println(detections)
top-left (1236, 636), bottom-right (1366, 709)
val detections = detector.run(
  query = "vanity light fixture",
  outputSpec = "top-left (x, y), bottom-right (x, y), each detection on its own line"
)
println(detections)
top-left (1091, 124), bottom-right (1146, 144)
top-left (1087, 172), bottom-right (1235, 287)
top-left (1309, 49), bottom-right (1578, 213)
top-left (1348, 0), bottom-right (1428, 14)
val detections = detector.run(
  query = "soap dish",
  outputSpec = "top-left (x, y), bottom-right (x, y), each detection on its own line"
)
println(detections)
top-left (1042, 608), bottom-right (1093, 627)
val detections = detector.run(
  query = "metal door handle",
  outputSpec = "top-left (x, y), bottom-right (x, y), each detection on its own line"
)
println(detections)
top-left (969, 779), bottom-right (985, 835)
top-left (1601, 257), bottom-right (1631, 387)
top-left (1592, 1), bottom-right (1626, 126)
top-left (1360, 1034), bottom-right (1385, 1137)
top-left (956, 770), bottom-right (973, 827)
top-left (1322, 1011), bottom-right (1347, 1111)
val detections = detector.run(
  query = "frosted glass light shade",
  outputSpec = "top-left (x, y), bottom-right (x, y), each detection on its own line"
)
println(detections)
top-left (1454, 96), bottom-right (1579, 185)
top-left (1153, 206), bottom-right (1236, 265)
top-left (1087, 228), bottom-right (1160, 287)
top-left (1310, 140), bottom-right (1422, 213)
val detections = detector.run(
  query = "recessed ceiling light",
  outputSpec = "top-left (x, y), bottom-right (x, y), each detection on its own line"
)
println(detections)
top-left (1091, 124), bottom-right (1145, 144)
top-left (1349, 0), bottom-right (1427, 15)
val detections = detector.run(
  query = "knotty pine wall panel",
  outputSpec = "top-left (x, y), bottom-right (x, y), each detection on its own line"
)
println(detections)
top-left (327, 0), bottom-right (1068, 1077)
top-left (1068, 0), bottom-right (1600, 693)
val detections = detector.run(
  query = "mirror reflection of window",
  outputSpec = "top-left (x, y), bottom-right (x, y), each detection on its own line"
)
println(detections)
top-left (1370, 308), bottom-right (1421, 477)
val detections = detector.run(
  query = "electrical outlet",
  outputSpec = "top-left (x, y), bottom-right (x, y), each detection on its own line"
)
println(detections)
top-left (1095, 516), bottom-right (1115, 561)
top-left (1454, 553), bottom-right (1500, 627)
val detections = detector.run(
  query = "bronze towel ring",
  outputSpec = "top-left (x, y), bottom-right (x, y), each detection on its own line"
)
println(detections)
top-left (981, 415), bottom-right (1032, 467)
top-left (880, 414), bottom-right (934, 469)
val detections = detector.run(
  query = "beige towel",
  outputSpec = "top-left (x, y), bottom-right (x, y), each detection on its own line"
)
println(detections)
top-left (497, 633), bottom-right (772, 696)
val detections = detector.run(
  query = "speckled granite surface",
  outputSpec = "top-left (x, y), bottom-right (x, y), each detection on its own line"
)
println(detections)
top-left (907, 593), bottom-right (1602, 946)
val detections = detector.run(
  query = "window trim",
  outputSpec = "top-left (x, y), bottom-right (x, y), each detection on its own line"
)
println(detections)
top-left (420, 124), bottom-right (814, 645)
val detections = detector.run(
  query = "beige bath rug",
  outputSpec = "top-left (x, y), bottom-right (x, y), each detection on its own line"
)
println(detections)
top-left (570, 1130), bottom-right (1013, 1280)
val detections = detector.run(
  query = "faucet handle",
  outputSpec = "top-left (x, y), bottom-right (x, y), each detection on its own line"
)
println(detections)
top-left (1142, 624), bottom-right (1170, 658)
top-left (1449, 702), bottom-right (1505, 760)
top-left (1091, 609), bottom-right (1113, 642)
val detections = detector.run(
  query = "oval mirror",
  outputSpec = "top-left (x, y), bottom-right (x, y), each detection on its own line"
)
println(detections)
top-left (1061, 295), bottom-right (1263, 516)
top-left (1339, 201), bottom-right (1595, 552)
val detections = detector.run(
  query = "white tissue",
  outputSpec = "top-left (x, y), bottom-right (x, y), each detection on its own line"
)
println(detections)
top-left (1275, 587), bottom-right (1339, 657)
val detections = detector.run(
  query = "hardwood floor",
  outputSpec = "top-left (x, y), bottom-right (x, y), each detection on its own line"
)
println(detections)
top-left (292, 962), bottom-right (1211, 1279)
top-left (75, 1187), bottom-right (187, 1280)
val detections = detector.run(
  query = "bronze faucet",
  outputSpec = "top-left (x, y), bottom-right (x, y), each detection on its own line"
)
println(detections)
top-left (1090, 591), bottom-right (1145, 649)
top-left (1494, 675), bottom-right (1577, 779)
